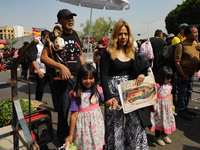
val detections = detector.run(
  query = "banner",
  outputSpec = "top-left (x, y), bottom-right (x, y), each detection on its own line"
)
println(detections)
top-left (32, 28), bottom-right (46, 39)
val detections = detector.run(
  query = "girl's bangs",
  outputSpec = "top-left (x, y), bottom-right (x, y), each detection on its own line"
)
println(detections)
top-left (82, 72), bottom-right (93, 78)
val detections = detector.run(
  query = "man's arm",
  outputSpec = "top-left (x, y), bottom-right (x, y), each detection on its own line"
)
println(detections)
top-left (30, 46), bottom-right (44, 78)
top-left (174, 43), bottom-right (188, 84)
top-left (40, 46), bottom-right (71, 80)
top-left (175, 61), bottom-right (188, 84)
top-left (32, 61), bottom-right (44, 78)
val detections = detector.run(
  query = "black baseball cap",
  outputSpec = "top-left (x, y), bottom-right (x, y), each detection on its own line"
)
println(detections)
top-left (55, 9), bottom-right (77, 24)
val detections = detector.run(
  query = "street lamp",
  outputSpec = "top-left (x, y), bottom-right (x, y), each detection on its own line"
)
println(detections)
top-left (142, 21), bottom-right (154, 38)
top-left (21, 24), bottom-right (24, 43)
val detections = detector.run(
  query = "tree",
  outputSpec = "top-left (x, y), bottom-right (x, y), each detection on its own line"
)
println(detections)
top-left (165, 0), bottom-right (200, 35)
top-left (80, 17), bottom-right (116, 42)
top-left (6, 39), bottom-right (19, 48)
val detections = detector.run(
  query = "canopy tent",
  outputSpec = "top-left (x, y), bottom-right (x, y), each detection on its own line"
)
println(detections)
top-left (0, 40), bottom-right (7, 45)
top-left (59, 0), bottom-right (130, 10)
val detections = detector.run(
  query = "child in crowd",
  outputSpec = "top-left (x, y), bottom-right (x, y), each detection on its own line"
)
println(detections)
top-left (0, 63), bottom-right (6, 72)
top-left (150, 66), bottom-right (176, 146)
top-left (65, 63), bottom-right (105, 150)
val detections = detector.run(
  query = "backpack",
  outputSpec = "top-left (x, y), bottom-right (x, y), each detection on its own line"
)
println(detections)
top-left (139, 38), bottom-right (154, 60)
top-left (158, 43), bottom-right (183, 73)
top-left (139, 38), bottom-right (154, 67)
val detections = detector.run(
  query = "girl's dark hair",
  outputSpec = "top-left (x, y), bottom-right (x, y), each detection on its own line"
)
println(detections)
top-left (74, 63), bottom-right (99, 104)
top-left (155, 66), bottom-right (173, 86)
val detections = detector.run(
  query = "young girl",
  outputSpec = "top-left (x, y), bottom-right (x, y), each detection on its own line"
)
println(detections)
top-left (65, 63), bottom-right (105, 150)
top-left (150, 66), bottom-right (176, 146)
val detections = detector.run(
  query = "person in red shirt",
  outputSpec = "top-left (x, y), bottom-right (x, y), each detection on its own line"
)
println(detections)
top-left (101, 37), bottom-right (108, 51)
top-left (0, 63), bottom-right (6, 72)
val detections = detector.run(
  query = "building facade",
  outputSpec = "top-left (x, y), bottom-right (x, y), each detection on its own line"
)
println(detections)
top-left (0, 26), bottom-right (32, 40)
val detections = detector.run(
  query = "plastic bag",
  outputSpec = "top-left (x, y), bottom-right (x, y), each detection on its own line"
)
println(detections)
top-left (58, 142), bottom-right (77, 150)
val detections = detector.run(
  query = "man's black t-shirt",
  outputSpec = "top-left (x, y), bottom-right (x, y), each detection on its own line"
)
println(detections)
top-left (150, 37), bottom-right (166, 74)
top-left (61, 30), bottom-right (82, 76)
top-left (45, 30), bottom-right (82, 76)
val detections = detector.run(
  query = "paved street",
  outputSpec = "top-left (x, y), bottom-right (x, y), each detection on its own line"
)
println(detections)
top-left (0, 69), bottom-right (200, 150)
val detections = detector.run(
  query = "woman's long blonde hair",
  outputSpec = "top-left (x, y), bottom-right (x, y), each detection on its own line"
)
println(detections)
top-left (107, 19), bottom-right (135, 60)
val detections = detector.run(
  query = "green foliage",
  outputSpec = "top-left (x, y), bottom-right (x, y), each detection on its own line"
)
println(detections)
top-left (165, 0), bottom-right (200, 35)
top-left (6, 39), bottom-right (19, 48)
top-left (80, 17), bottom-right (116, 41)
top-left (0, 98), bottom-right (34, 127)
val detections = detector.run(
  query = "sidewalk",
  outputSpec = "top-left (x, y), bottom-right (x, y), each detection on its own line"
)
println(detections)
top-left (0, 71), bottom-right (200, 150)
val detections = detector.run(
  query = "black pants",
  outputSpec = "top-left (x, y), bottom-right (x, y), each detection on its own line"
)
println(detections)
top-left (35, 74), bottom-right (56, 109)
top-left (54, 78), bottom-right (76, 143)
top-left (21, 63), bottom-right (30, 79)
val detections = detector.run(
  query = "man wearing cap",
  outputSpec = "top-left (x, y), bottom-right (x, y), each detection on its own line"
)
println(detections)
top-left (171, 23), bottom-right (188, 109)
top-left (41, 9), bottom-right (85, 143)
top-left (166, 33), bottom-right (175, 46)
top-left (173, 25), bottom-right (199, 121)
top-left (171, 23), bottom-right (188, 45)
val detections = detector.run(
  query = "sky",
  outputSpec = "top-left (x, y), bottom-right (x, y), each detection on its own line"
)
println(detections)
top-left (1, 0), bottom-right (184, 40)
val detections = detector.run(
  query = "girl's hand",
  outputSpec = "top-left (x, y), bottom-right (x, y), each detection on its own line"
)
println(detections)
top-left (135, 74), bottom-right (145, 86)
top-left (104, 98), bottom-right (118, 107)
top-left (65, 135), bottom-right (73, 146)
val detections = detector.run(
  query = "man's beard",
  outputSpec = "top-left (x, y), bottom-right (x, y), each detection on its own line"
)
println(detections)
top-left (66, 27), bottom-right (73, 30)
top-left (65, 25), bottom-right (74, 30)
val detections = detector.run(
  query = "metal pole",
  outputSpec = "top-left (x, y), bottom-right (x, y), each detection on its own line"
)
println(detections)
top-left (11, 39), bottom-right (39, 149)
top-left (87, 0), bottom-right (93, 62)
top-left (142, 21), bottom-right (154, 38)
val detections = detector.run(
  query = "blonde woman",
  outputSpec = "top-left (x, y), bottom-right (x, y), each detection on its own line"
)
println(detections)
top-left (100, 20), bottom-right (150, 150)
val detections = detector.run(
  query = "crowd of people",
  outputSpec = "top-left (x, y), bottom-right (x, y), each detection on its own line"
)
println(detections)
top-left (42, 9), bottom-right (199, 150)
top-left (1, 8), bottom-right (200, 150)
top-left (0, 47), bottom-right (16, 72)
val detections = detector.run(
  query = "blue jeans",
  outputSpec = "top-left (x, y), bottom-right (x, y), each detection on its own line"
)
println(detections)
top-left (172, 71), bottom-right (193, 110)
top-left (54, 77), bottom-right (76, 142)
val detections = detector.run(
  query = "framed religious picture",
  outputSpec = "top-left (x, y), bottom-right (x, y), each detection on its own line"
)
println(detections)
top-left (118, 75), bottom-right (157, 114)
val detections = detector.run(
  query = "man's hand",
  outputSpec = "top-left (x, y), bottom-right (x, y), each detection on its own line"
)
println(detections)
top-left (60, 65), bottom-right (71, 80)
top-left (38, 71), bottom-right (44, 78)
top-left (195, 43), bottom-right (200, 51)
top-left (135, 74), bottom-right (145, 86)
top-left (181, 74), bottom-right (188, 84)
